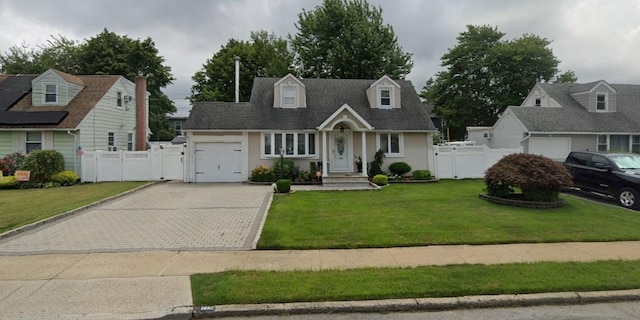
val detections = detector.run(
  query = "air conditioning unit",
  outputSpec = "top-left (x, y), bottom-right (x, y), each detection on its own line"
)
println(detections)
top-left (124, 95), bottom-right (133, 102)
top-left (483, 132), bottom-right (494, 139)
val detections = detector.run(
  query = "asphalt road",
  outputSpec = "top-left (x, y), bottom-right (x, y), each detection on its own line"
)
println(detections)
top-left (221, 301), bottom-right (640, 320)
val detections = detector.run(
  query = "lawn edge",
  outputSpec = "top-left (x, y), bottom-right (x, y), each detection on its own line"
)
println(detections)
top-left (0, 181), bottom-right (157, 240)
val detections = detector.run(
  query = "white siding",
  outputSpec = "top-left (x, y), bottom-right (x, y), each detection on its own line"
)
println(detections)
top-left (0, 132), bottom-right (13, 155)
top-left (491, 110), bottom-right (526, 149)
top-left (53, 131), bottom-right (79, 174)
top-left (77, 78), bottom-right (137, 152)
top-left (31, 71), bottom-right (83, 106)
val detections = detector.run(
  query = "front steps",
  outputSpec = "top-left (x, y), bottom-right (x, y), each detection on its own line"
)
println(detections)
top-left (321, 174), bottom-right (377, 190)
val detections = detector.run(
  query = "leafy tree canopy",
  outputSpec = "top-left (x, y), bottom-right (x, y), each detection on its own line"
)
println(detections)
top-left (0, 29), bottom-right (176, 141)
top-left (421, 25), bottom-right (574, 140)
top-left (290, 0), bottom-right (412, 79)
top-left (191, 31), bottom-right (295, 103)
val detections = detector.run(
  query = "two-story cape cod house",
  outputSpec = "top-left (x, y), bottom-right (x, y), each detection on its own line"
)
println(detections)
top-left (183, 74), bottom-right (437, 182)
top-left (0, 68), bottom-right (149, 177)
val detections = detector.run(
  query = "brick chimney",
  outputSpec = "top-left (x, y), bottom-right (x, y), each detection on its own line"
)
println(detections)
top-left (135, 76), bottom-right (147, 151)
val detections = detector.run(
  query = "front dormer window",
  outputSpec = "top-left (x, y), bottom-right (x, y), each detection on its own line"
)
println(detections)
top-left (282, 85), bottom-right (298, 108)
top-left (44, 84), bottom-right (58, 103)
top-left (596, 93), bottom-right (607, 111)
top-left (377, 87), bottom-right (394, 108)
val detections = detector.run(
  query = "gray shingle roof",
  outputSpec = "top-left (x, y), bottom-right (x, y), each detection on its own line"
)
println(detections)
top-left (185, 78), bottom-right (435, 131)
top-left (509, 82), bottom-right (640, 133)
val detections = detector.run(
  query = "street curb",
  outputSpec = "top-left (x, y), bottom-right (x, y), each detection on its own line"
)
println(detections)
top-left (0, 182), bottom-right (157, 241)
top-left (191, 289), bottom-right (640, 318)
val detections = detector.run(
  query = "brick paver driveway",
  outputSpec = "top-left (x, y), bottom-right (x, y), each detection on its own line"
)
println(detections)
top-left (0, 182), bottom-right (272, 255)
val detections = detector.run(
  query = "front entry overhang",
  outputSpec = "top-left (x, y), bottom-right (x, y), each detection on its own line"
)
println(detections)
top-left (316, 103), bottom-right (373, 177)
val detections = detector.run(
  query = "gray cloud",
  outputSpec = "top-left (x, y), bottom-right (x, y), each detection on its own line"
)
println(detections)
top-left (1, 0), bottom-right (639, 114)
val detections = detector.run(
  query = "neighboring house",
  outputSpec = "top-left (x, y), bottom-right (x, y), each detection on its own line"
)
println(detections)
top-left (167, 110), bottom-right (188, 145)
top-left (0, 68), bottom-right (150, 177)
top-left (183, 74), bottom-right (437, 182)
top-left (473, 80), bottom-right (640, 161)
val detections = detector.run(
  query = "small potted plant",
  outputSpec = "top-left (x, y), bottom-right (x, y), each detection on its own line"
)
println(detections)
top-left (355, 156), bottom-right (363, 173)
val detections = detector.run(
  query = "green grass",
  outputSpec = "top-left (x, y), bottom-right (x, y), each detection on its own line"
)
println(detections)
top-left (191, 259), bottom-right (640, 305)
top-left (0, 181), bottom-right (149, 233)
top-left (258, 180), bottom-right (640, 249)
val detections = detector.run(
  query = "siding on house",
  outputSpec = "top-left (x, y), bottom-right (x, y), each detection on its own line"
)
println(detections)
top-left (31, 72), bottom-right (84, 106)
top-left (570, 135), bottom-right (597, 152)
top-left (0, 132), bottom-right (13, 156)
top-left (53, 131), bottom-right (77, 173)
top-left (78, 79), bottom-right (137, 151)
top-left (491, 109), bottom-right (526, 149)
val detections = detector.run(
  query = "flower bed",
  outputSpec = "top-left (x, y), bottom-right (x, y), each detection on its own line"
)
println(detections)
top-left (478, 193), bottom-right (565, 209)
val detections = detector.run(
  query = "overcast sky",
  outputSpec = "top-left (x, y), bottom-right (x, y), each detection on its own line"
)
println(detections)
top-left (1, 0), bottom-right (639, 115)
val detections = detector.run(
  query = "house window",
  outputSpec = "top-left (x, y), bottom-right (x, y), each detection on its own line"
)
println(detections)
top-left (378, 133), bottom-right (402, 156)
top-left (263, 133), bottom-right (316, 157)
top-left (596, 93), bottom-right (607, 111)
top-left (174, 121), bottom-right (183, 136)
top-left (116, 91), bottom-right (123, 108)
top-left (610, 135), bottom-right (629, 152)
top-left (25, 131), bottom-right (42, 153)
top-left (282, 86), bottom-right (297, 107)
top-left (597, 135), bottom-right (608, 152)
top-left (534, 97), bottom-right (541, 106)
top-left (378, 87), bottom-right (392, 108)
top-left (127, 133), bottom-right (133, 151)
top-left (633, 136), bottom-right (640, 154)
top-left (44, 84), bottom-right (58, 103)
top-left (108, 132), bottom-right (116, 151)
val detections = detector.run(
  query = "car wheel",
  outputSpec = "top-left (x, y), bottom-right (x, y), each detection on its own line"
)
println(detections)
top-left (617, 187), bottom-right (639, 209)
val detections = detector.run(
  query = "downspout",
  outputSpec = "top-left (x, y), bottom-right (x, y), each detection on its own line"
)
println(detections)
top-left (67, 130), bottom-right (77, 174)
top-left (520, 132), bottom-right (531, 153)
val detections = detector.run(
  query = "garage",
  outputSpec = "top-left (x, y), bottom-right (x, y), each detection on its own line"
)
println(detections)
top-left (529, 137), bottom-right (571, 161)
top-left (194, 142), bottom-right (243, 182)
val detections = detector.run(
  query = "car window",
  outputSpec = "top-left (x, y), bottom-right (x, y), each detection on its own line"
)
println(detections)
top-left (567, 152), bottom-right (589, 165)
top-left (590, 155), bottom-right (611, 169)
top-left (610, 154), bottom-right (640, 170)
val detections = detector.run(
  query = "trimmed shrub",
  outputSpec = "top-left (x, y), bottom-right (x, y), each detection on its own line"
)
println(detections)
top-left (0, 152), bottom-right (25, 176)
top-left (250, 165), bottom-right (276, 182)
top-left (412, 170), bottom-right (432, 180)
top-left (20, 149), bottom-right (65, 183)
top-left (484, 153), bottom-right (573, 202)
top-left (273, 159), bottom-right (300, 181)
top-left (50, 170), bottom-right (79, 186)
top-left (368, 149), bottom-right (385, 177)
top-left (276, 179), bottom-right (291, 193)
top-left (389, 162), bottom-right (412, 176)
top-left (372, 174), bottom-right (388, 186)
top-left (0, 176), bottom-right (19, 189)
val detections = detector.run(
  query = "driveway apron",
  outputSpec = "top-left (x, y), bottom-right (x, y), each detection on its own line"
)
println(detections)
top-left (0, 182), bottom-right (273, 255)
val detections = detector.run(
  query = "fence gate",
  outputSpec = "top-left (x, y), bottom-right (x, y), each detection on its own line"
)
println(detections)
top-left (81, 144), bottom-right (185, 182)
top-left (433, 145), bottom-right (521, 179)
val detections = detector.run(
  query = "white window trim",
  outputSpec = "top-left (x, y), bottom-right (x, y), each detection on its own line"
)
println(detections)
top-left (595, 92), bottom-right (608, 112)
top-left (25, 131), bottom-right (43, 153)
top-left (376, 132), bottom-right (404, 157)
top-left (261, 132), bottom-right (318, 158)
top-left (377, 86), bottom-right (394, 108)
top-left (127, 133), bottom-right (134, 151)
top-left (281, 85), bottom-right (299, 108)
top-left (108, 132), bottom-right (117, 151)
top-left (116, 91), bottom-right (123, 108)
top-left (43, 83), bottom-right (58, 104)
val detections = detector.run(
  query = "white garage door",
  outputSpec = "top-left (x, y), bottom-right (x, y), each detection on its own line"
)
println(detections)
top-left (529, 137), bottom-right (571, 161)
top-left (195, 142), bottom-right (242, 182)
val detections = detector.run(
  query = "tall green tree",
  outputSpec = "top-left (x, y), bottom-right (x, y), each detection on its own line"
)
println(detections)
top-left (191, 31), bottom-right (295, 102)
top-left (0, 29), bottom-right (175, 141)
top-left (421, 25), bottom-right (569, 140)
top-left (80, 29), bottom-right (176, 141)
top-left (290, 0), bottom-right (412, 79)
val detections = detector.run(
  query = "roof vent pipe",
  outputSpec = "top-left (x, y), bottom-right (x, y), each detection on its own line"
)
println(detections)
top-left (234, 56), bottom-right (240, 103)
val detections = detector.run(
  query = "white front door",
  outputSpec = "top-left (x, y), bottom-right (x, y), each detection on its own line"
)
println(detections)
top-left (331, 131), bottom-right (352, 172)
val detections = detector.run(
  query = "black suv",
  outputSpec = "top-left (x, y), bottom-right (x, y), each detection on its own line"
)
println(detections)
top-left (564, 151), bottom-right (640, 209)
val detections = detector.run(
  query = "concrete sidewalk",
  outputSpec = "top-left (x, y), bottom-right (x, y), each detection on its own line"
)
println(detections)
top-left (2, 242), bottom-right (640, 319)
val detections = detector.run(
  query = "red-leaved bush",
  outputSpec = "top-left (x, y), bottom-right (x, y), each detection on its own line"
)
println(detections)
top-left (484, 153), bottom-right (573, 202)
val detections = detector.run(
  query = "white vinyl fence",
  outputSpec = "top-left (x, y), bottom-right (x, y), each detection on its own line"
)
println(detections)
top-left (433, 145), bottom-right (521, 179)
top-left (81, 144), bottom-right (185, 182)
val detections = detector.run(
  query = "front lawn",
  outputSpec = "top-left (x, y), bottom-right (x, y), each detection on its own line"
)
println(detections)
top-left (258, 180), bottom-right (640, 249)
top-left (191, 259), bottom-right (640, 305)
top-left (0, 181), bottom-right (149, 234)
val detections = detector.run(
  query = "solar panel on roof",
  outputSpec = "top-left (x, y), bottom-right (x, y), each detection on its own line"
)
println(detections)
top-left (0, 75), bottom-right (36, 110)
top-left (0, 111), bottom-right (68, 125)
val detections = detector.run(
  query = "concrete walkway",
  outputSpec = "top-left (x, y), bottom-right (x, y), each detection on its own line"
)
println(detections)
top-left (2, 242), bottom-right (640, 319)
